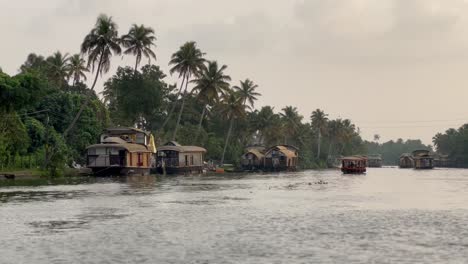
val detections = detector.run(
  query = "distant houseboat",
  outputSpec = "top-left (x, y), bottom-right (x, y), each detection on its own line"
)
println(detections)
top-left (241, 146), bottom-right (265, 171)
top-left (86, 127), bottom-right (157, 176)
top-left (341, 156), bottom-right (367, 174)
top-left (399, 153), bottom-right (414, 168)
top-left (156, 141), bottom-right (206, 174)
top-left (263, 145), bottom-right (299, 171)
top-left (412, 150), bottom-right (434, 169)
top-left (367, 154), bottom-right (383, 168)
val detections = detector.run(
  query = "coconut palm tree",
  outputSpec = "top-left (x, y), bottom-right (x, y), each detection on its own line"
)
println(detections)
top-left (46, 51), bottom-right (70, 88)
top-left (67, 54), bottom-right (89, 85)
top-left (121, 24), bottom-right (157, 72)
top-left (167, 41), bottom-right (206, 140)
top-left (233, 79), bottom-right (261, 110)
top-left (311, 109), bottom-right (328, 159)
top-left (220, 90), bottom-right (246, 165)
top-left (280, 106), bottom-right (303, 145)
top-left (191, 61), bottom-right (231, 143)
top-left (64, 14), bottom-right (121, 137)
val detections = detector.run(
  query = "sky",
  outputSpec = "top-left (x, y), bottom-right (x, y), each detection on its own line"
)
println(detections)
top-left (2, 0), bottom-right (468, 144)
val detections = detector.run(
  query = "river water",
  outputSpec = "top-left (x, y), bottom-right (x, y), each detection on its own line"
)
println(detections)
top-left (1, 168), bottom-right (468, 263)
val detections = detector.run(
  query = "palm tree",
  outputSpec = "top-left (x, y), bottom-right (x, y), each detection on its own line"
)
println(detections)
top-left (311, 109), bottom-right (328, 159)
top-left (233, 79), bottom-right (261, 109)
top-left (220, 90), bottom-right (246, 165)
top-left (67, 54), bottom-right (88, 85)
top-left (373, 134), bottom-right (381, 143)
top-left (64, 14), bottom-right (121, 137)
top-left (167, 41), bottom-right (206, 140)
top-left (191, 61), bottom-right (231, 143)
top-left (46, 51), bottom-right (70, 88)
top-left (121, 24), bottom-right (157, 72)
top-left (20, 53), bottom-right (47, 74)
top-left (280, 106), bottom-right (303, 145)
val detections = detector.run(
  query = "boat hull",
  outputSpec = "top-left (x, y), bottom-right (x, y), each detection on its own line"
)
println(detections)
top-left (341, 168), bottom-right (366, 174)
top-left (90, 167), bottom-right (150, 176)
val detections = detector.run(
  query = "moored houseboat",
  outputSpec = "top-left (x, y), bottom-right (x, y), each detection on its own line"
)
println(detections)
top-left (241, 146), bottom-right (265, 171)
top-left (156, 141), bottom-right (206, 174)
top-left (263, 145), bottom-right (299, 171)
top-left (341, 156), bottom-right (367, 174)
top-left (86, 127), bottom-right (157, 176)
top-left (367, 154), bottom-right (383, 168)
top-left (399, 153), bottom-right (414, 168)
top-left (412, 150), bottom-right (434, 169)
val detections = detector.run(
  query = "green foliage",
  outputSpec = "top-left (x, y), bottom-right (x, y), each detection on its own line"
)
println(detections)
top-left (433, 124), bottom-right (468, 166)
top-left (365, 139), bottom-right (431, 165)
top-left (103, 65), bottom-right (169, 130)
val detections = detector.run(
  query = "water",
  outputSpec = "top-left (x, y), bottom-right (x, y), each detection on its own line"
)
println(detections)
top-left (1, 168), bottom-right (468, 264)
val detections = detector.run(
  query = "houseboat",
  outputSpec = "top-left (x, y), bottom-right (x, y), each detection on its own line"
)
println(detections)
top-left (412, 150), bottom-right (434, 169)
top-left (156, 141), bottom-right (206, 174)
top-left (367, 154), bottom-right (383, 168)
top-left (399, 153), bottom-right (414, 168)
top-left (241, 146), bottom-right (265, 171)
top-left (86, 127), bottom-right (157, 176)
top-left (341, 156), bottom-right (367, 174)
top-left (263, 145), bottom-right (299, 171)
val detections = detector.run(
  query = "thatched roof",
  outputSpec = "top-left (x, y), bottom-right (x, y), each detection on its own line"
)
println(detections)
top-left (243, 149), bottom-right (265, 159)
top-left (265, 145), bottom-right (298, 158)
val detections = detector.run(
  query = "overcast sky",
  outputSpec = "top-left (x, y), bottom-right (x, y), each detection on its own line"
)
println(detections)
top-left (2, 0), bottom-right (468, 144)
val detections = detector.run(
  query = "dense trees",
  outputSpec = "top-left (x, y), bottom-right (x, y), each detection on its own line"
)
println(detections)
top-left (3, 13), bottom-right (419, 174)
top-left (365, 139), bottom-right (431, 165)
top-left (433, 125), bottom-right (468, 166)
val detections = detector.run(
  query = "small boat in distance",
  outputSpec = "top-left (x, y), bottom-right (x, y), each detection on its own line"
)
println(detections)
top-left (341, 156), bottom-right (367, 174)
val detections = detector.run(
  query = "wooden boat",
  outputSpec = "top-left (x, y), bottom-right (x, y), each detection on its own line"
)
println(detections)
top-left (412, 150), bottom-right (434, 169)
top-left (341, 156), bottom-right (367, 174)
top-left (156, 141), bottom-right (206, 174)
top-left (399, 153), bottom-right (414, 168)
top-left (367, 154), bottom-right (383, 168)
top-left (86, 127), bottom-right (157, 176)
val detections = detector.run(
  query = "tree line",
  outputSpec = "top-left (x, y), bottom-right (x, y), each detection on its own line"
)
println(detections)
top-left (0, 14), bottom-right (392, 174)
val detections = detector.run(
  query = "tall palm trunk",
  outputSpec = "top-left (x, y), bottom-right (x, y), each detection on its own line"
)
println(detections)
top-left (221, 117), bottom-right (234, 165)
top-left (160, 72), bottom-right (186, 131)
top-left (194, 105), bottom-right (207, 144)
top-left (172, 74), bottom-right (190, 141)
top-left (63, 53), bottom-right (103, 137)
top-left (317, 130), bottom-right (321, 159)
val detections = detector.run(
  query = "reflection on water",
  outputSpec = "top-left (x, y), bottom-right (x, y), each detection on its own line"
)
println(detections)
top-left (1, 168), bottom-right (468, 263)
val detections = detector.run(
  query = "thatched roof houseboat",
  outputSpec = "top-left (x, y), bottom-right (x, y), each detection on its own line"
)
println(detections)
top-left (412, 150), bottom-right (434, 169)
top-left (263, 145), bottom-right (299, 171)
top-left (156, 141), bottom-right (206, 174)
top-left (367, 154), bottom-right (383, 168)
top-left (241, 146), bottom-right (265, 171)
top-left (86, 127), bottom-right (157, 176)
top-left (399, 153), bottom-right (414, 168)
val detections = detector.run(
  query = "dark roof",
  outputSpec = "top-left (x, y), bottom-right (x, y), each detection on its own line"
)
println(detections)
top-left (158, 145), bottom-right (207, 153)
top-left (341, 156), bottom-right (367, 161)
top-left (243, 149), bottom-right (265, 159)
top-left (164, 141), bottom-right (182, 147)
top-left (87, 143), bottom-right (151, 153)
top-left (265, 145), bottom-right (298, 158)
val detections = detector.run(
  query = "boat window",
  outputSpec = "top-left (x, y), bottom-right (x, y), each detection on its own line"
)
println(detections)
top-left (136, 133), bottom-right (145, 144)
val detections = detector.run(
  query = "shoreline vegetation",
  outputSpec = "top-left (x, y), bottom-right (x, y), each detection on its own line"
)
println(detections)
top-left (1, 14), bottom-right (467, 179)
